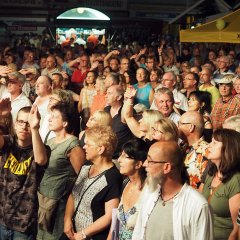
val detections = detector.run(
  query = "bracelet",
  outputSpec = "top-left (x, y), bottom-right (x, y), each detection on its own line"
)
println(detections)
top-left (81, 229), bottom-right (87, 239)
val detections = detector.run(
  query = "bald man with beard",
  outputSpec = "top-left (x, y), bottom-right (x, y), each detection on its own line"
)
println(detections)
top-left (132, 141), bottom-right (213, 240)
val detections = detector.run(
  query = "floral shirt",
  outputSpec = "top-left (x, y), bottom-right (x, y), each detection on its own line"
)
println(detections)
top-left (184, 137), bottom-right (209, 189)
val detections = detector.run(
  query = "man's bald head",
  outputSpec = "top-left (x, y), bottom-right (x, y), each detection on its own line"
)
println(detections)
top-left (150, 141), bottom-right (183, 169)
top-left (180, 111), bottom-right (204, 133)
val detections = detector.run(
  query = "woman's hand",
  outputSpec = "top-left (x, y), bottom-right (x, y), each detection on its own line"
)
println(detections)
top-left (74, 231), bottom-right (84, 240)
top-left (64, 218), bottom-right (75, 240)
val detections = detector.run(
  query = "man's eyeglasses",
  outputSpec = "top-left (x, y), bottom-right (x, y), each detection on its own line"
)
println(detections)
top-left (17, 120), bottom-right (30, 128)
top-left (177, 121), bottom-right (193, 126)
top-left (145, 156), bottom-right (168, 166)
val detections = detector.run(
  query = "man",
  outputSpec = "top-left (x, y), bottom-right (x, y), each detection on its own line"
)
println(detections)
top-left (105, 85), bottom-right (132, 158)
top-left (0, 99), bottom-right (49, 239)
top-left (132, 141), bottom-right (213, 240)
top-left (33, 75), bottom-right (52, 125)
top-left (213, 55), bottom-right (232, 82)
top-left (145, 56), bottom-right (156, 72)
top-left (70, 54), bottom-right (90, 93)
top-left (1, 71), bottom-right (32, 122)
top-left (178, 111), bottom-right (209, 189)
top-left (199, 67), bottom-right (220, 107)
top-left (182, 72), bottom-right (199, 98)
top-left (103, 49), bottom-right (120, 72)
top-left (41, 55), bottom-right (60, 79)
top-left (119, 57), bottom-right (130, 75)
top-left (211, 74), bottom-right (240, 129)
top-left (104, 72), bottom-right (121, 90)
top-left (162, 56), bottom-right (179, 75)
top-left (52, 72), bottom-right (63, 90)
top-left (151, 87), bottom-right (180, 124)
top-left (161, 71), bottom-right (188, 112)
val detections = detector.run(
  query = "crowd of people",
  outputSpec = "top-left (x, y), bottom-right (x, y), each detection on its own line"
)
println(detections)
top-left (0, 33), bottom-right (240, 240)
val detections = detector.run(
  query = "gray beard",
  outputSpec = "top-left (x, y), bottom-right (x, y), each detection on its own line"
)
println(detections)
top-left (147, 174), bottom-right (164, 192)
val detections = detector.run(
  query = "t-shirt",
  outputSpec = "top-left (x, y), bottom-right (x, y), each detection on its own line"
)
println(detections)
top-left (0, 135), bottom-right (47, 233)
top-left (202, 173), bottom-right (240, 240)
top-left (104, 106), bottom-right (133, 158)
top-left (146, 197), bottom-right (174, 240)
top-left (72, 164), bottom-right (122, 240)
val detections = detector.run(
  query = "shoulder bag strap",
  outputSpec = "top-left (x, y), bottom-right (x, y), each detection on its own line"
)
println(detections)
top-left (72, 169), bottom-right (108, 219)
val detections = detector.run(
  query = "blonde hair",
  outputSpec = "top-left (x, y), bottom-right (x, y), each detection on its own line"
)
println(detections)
top-left (142, 110), bottom-right (163, 139)
top-left (154, 118), bottom-right (179, 142)
top-left (93, 110), bottom-right (112, 127)
top-left (85, 126), bottom-right (117, 158)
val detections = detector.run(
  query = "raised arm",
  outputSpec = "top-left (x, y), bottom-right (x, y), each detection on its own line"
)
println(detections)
top-left (121, 87), bottom-right (142, 138)
top-left (104, 50), bottom-right (120, 67)
top-left (28, 105), bottom-right (48, 166)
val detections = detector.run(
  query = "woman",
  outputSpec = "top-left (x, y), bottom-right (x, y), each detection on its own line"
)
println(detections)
top-left (78, 70), bottom-right (97, 128)
top-left (187, 90), bottom-right (213, 142)
top-left (37, 103), bottom-right (85, 240)
top-left (79, 110), bottom-right (112, 147)
top-left (133, 67), bottom-right (154, 109)
top-left (122, 70), bottom-right (136, 90)
top-left (39, 89), bottom-right (74, 142)
top-left (108, 138), bottom-right (149, 240)
top-left (90, 76), bottom-right (107, 115)
top-left (64, 126), bottom-right (122, 240)
top-left (201, 129), bottom-right (240, 240)
top-left (122, 86), bottom-right (163, 142)
top-left (151, 118), bottom-right (179, 142)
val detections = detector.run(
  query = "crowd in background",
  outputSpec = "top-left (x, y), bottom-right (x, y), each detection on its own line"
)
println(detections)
top-left (0, 30), bottom-right (240, 240)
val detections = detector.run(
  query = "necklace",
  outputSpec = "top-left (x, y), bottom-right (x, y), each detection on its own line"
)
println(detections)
top-left (161, 192), bottom-right (179, 206)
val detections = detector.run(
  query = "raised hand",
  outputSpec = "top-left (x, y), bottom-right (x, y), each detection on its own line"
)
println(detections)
top-left (0, 98), bottom-right (11, 117)
top-left (124, 86), bottom-right (137, 99)
top-left (28, 105), bottom-right (41, 130)
top-left (0, 65), bottom-right (13, 76)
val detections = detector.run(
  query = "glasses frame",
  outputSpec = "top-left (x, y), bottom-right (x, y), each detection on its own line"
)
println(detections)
top-left (16, 120), bottom-right (30, 128)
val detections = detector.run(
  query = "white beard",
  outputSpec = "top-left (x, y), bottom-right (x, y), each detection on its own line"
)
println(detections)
top-left (146, 173), bottom-right (164, 192)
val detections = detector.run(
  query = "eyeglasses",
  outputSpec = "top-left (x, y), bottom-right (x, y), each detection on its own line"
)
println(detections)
top-left (152, 127), bottom-right (164, 134)
top-left (184, 78), bottom-right (195, 81)
top-left (177, 121), bottom-right (193, 126)
top-left (17, 120), bottom-right (30, 128)
top-left (145, 156), bottom-right (168, 166)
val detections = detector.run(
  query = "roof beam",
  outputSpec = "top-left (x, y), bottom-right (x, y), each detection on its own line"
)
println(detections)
top-left (169, 0), bottom-right (205, 24)
top-left (233, 2), bottom-right (240, 9)
top-left (216, 0), bottom-right (232, 11)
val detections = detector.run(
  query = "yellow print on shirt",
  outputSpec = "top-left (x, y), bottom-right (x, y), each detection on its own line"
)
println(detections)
top-left (4, 152), bottom-right (32, 175)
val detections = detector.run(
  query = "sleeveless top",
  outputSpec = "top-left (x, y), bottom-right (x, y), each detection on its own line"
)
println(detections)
top-left (133, 83), bottom-right (152, 109)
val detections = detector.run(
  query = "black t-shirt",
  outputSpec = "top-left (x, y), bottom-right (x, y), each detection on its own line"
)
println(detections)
top-left (104, 106), bottom-right (133, 158)
top-left (0, 135), bottom-right (47, 233)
